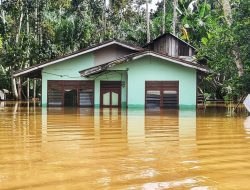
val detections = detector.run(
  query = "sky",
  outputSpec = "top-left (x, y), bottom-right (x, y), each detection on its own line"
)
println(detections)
top-left (149, 0), bottom-right (160, 11)
top-left (139, 0), bottom-right (161, 12)
top-left (106, 0), bottom-right (161, 11)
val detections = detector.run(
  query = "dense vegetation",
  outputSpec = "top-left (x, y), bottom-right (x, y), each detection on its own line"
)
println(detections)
top-left (0, 0), bottom-right (249, 101)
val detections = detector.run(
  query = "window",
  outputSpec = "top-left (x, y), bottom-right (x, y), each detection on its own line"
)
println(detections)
top-left (145, 81), bottom-right (179, 108)
top-left (79, 89), bottom-right (94, 107)
top-left (48, 88), bottom-right (63, 106)
top-left (47, 80), bottom-right (94, 107)
top-left (178, 41), bottom-right (189, 56)
top-left (163, 90), bottom-right (178, 108)
top-left (146, 90), bottom-right (161, 108)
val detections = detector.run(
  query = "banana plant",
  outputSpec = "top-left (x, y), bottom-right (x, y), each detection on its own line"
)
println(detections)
top-left (178, 0), bottom-right (219, 44)
top-left (0, 64), bottom-right (6, 75)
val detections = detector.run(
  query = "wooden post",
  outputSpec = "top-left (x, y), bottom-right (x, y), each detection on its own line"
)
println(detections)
top-left (33, 78), bottom-right (36, 100)
top-left (18, 77), bottom-right (22, 100)
top-left (27, 78), bottom-right (30, 101)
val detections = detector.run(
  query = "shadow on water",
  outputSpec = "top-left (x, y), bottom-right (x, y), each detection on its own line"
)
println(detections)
top-left (0, 102), bottom-right (250, 189)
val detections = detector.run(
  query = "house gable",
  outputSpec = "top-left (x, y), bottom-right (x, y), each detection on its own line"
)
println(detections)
top-left (145, 33), bottom-right (195, 57)
top-left (93, 44), bottom-right (137, 66)
top-left (13, 40), bottom-right (142, 78)
top-left (109, 56), bottom-right (197, 107)
top-left (42, 53), bottom-right (94, 80)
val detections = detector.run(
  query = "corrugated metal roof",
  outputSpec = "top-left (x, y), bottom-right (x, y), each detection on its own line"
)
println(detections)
top-left (79, 51), bottom-right (210, 77)
top-left (13, 40), bottom-right (143, 77)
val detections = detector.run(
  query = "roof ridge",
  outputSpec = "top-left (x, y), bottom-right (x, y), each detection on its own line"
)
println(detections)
top-left (144, 32), bottom-right (196, 49)
top-left (13, 40), bottom-right (143, 77)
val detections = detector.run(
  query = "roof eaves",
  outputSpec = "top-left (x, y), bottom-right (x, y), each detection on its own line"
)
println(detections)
top-left (79, 51), bottom-right (210, 77)
top-left (132, 51), bottom-right (209, 72)
top-left (13, 40), bottom-right (143, 77)
top-left (79, 52), bottom-right (140, 77)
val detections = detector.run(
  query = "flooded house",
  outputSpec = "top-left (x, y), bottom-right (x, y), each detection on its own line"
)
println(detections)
top-left (13, 33), bottom-right (209, 108)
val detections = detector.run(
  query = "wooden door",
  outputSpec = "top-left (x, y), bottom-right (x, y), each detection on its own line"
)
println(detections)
top-left (100, 81), bottom-right (121, 108)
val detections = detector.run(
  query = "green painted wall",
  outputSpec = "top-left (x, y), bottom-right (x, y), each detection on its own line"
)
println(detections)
top-left (41, 53), bottom-right (127, 107)
top-left (42, 53), bottom-right (196, 108)
top-left (93, 71), bottom-right (127, 107)
top-left (110, 56), bottom-right (197, 107)
top-left (42, 53), bottom-right (93, 106)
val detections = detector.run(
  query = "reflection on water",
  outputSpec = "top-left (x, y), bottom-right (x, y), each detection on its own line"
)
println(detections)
top-left (0, 102), bottom-right (249, 189)
top-left (244, 117), bottom-right (250, 135)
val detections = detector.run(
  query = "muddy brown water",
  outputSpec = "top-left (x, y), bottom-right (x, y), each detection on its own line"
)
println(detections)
top-left (0, 102), bottom-right (250, 190)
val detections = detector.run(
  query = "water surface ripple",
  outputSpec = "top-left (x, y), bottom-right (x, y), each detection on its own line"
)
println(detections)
top-left (0, 102), bottom-right (249, 190)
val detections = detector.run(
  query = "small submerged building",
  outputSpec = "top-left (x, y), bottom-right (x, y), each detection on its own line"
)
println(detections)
top-left (14, 33), bottom-right (209, 108)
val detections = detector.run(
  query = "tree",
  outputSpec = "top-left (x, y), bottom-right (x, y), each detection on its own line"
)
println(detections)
top-left (172, 0), bottom-right (178, 35)
top-left (163, 0), bottom-right (166, 33)
top-left (198, 0), bottom-right (250, 99)
top-left (146, 0), bottom-right (150, 43)
top-left (221, 0), bottom-right (243, 77)
top-left (0, 0), bottom-right (248, 101)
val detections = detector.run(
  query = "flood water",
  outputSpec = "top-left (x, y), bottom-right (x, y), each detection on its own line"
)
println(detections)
top-left (0, 102), bottom-right (250, 190)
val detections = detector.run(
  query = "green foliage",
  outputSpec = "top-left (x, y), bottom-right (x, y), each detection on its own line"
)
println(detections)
top-left (197, 0), bottom-right (250, 99)
top-left (0, 0), bottom-right (248, 100)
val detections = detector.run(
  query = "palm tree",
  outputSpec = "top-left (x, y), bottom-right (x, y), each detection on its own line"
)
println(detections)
top-left (163, 0), bottom-right (166, 34)
top-left (220, 0), bottom-right (243, 77)
top-left (102, 0), bottom-right (106, 40)
top-left (146, 0), bottom-right (150, 43)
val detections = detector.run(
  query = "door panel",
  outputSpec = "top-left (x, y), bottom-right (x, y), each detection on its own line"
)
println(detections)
top-left (100, 81), bottom-right (121, 108)
top-left (111, 92), bottom-right (119, 106)
top-left (103, 91), bottom-right (111, 106)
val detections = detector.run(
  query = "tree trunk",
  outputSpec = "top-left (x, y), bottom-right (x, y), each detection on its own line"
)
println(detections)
top-left (221, 0), bottom-right (232, 25)
top-left (233, 50), bottom-right (244, 77)
top-left (0, 0), bottom-right (6, 35)
top-left (221, 0), bottom-right (243, 77)
top-left (172, 0), bottom-right (178, 35)
top-left (16, 2), bottom-right (24, 44)
top-left (26, 4), bottom-right (29, 35)
top-left (26, 6), bottom-right (30, 68)
top-left (146, 0), bottom-right (150, 43)
top-left (38, 3), bottom-right (43, 46)
top-left (11, 74), bottom-right (18, 100)
top-left (102, 0), bottom-right (106, 41)
top-left (163, 0), bottom-right (166, 34)
top-left (35, 0), bottom-right (38, 41)
top-left (14, 1), bottom-right (23, 99)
